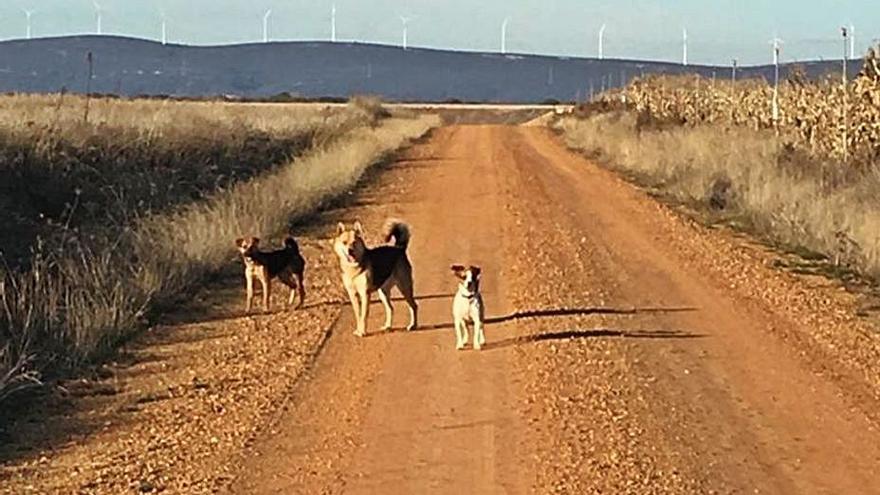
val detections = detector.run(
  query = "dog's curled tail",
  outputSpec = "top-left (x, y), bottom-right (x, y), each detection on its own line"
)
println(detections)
top-left (284, 237), bottom-right (300, 253)
top-left (383, 219), bottom-right (411, 250)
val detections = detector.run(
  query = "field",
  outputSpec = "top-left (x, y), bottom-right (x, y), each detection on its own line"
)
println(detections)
top-left (553, 50), bottom-right (880, 284)
top-left (605, 46), bottom-right (880, 163)
top-left (1, 94), bottom-right (880, 492)
top-left (0, 94), bottom-right (437, 403)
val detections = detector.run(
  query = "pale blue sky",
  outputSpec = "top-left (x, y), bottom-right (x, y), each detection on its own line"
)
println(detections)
top-left (0, 1), bottom-right (876, 65)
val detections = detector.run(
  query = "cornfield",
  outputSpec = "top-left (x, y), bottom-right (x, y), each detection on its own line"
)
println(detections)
top-left (605, 46), bottom-right (880, 164)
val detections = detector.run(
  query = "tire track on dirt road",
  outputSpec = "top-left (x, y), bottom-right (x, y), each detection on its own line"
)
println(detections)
top-left (229, 126), bottom-right (535, 494)
top-left (229, 125), bottom-right (880, 494)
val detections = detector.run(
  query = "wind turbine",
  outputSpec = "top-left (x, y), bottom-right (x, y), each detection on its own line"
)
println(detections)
top-left (159, 8), bottom-right (167, 45)
top-left (501, 17), bottom-right (510, 54)
top-left (331, 4), bottom-right (337, 42)
top-left (849, 24), bottom-right (855, 59)
top-left (682, 28), bottom-right (688, 65)
top-left (769, 35), bottom-right (784, 125)
top-left (770, 35), bottom-right (783, 66)
top-left (263, 9), bottom-right (272, 43)
top-left (93, 1), bottom-right (102, 35)
top-left (23, 9), bottom-right (34, 39)
top-left (400, 16), bottom-right (411, 50)
top-left (598, 24), bottom-right (606, 59)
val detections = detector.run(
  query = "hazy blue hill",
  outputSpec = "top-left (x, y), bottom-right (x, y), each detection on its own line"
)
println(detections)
top-left (0, 35), bottom-right (858, 102)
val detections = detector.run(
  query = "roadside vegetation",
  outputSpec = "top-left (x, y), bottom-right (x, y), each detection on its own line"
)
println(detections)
top-left (555, 48), bottom-right (880, 283)
top-left (0, 93), bottom-right (438, 404)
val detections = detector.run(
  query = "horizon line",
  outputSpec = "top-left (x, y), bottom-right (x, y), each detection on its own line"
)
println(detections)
top-left (0, 33), bottom-right (854, 70)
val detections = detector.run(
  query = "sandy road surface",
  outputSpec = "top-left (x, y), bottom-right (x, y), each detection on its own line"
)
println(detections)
top-left (229, 125), bottom-right (880, 494)
top-left (3, 124), bottom-right (880, 494)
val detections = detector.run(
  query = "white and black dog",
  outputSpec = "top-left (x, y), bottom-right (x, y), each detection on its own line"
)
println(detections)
top-left (450, 264), bottom-right (485, 350)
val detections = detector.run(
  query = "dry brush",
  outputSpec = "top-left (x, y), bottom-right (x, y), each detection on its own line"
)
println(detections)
top-left (605, 46), bottom-right (880, 164)
top-left (558, 50), bottom-right (880, 284)
top-left (0, 95), bottom-right (438, 405)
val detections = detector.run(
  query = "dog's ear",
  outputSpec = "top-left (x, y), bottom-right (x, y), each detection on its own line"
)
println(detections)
top-left (470, 266), bottom-right (482, 278)
top-left (450, 264), bottom-right (467, 279)
top-left (251, 237), bottom-right (260, 247)
top-left (336, 222), bottom-right (346, 235)
top-left (235, 237), bottom-right (245, 248)
top-left (353, 221), bottom-right (365, 236)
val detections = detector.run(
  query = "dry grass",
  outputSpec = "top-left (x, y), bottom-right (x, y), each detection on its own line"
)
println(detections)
top-left (555, 112), bottom-right (880, 282)
top-left (0, 94), bottom-right (439, 404)
top-left (0, 93), bottom-right (344, 131)
top-left (607, 47), bottom-right (880, 164)
top-left (0, 94), bottom-right (372, 266)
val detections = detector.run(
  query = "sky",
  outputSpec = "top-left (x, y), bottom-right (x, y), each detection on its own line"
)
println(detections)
top-left (0, 1), bottom-right (877, 66)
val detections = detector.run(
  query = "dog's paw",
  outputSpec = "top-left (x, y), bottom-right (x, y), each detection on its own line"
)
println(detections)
top-left (354, 329), bottom-right (366, 338)
top-left (456, 342), bottom-right (465, 350)
top-left (473, 343), bottom-right (482, 351)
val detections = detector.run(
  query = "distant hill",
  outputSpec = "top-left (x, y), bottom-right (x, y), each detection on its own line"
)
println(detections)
top-left (0, 35), bottom-right (860, 103)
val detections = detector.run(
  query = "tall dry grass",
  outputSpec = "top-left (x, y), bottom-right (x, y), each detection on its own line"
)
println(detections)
top-left (0, 95), bottom-right (439, 404)
top-left (0, 94), bottom-right (371, 266)
top-left (555, 112), bottom-right (880, 280)
top-left (607, 47), bottom-right (880, 164)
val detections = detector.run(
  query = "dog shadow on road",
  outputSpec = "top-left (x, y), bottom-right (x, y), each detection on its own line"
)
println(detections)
top-left (485, 328), bottom-right (705, 351)
top-left (414, 305), bottom-right (704, 350)
top-left (416, 305), bottom-right (697, 332)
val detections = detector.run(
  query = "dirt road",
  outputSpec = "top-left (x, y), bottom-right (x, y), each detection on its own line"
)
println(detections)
top-left (4, 124), bottom-right (880, 494)
top-left (229, 125), bottom-right (880, 494)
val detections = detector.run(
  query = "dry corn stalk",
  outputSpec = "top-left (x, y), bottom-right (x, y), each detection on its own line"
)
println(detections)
top-left (601, 47), bottom-right (880, 163)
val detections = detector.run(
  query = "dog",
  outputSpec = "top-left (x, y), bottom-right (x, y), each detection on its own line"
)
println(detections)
top-left (234, 236), bottom-right (306, 313)
top-left (451, 265), bottom-right (485, 350)
top-left (333, 219), bottom-right (418, 337)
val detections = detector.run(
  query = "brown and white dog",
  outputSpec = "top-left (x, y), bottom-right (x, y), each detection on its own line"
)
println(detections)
top-left (333, 219), bottom-right (418, 337)
top-left (235, 236), bottom-right (306, 313)
top-left (451, 265), bottom-right (485, 350)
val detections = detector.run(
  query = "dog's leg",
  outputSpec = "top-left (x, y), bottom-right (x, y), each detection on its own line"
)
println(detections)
top-left (455, 320), bottom-right (466, 350)
top-left (259, 269), bottom-right (271, 313)
top-left (345, 286), bottom-right (361, 336)
top-left (398, 278), bottom-right (418, 331)
top-left (288, 283), bottom-right (297, 307)
top-left (356, 287), bottom-right (370, 337)
top-left (278, 271), bottom-right (296, 308)
top-left (377, 286), bottom-right (394, 331)
top-left (245, 272), bottom-right (254, 313)
top-left (474, 319), bottom-right (484, 351)
top-left (295, 273), bottom-right (305, 309)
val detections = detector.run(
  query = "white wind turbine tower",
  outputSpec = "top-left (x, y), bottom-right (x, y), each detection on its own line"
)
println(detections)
top-left (400, 16), bottom-right (411, 50)
top-left (598, 24), bottom-right (606, 59)
top-left (93, 1), bottom-right (103, 35)
top-left (769, 35), bottom-right (784, 125)
top-left (159, 9), bottom-right (167, 45)
top-left (682, 28), bottom-right (688, 65)
top-left (331, 4), bottom-right (337, 42)
top-left (849, 24), bottom-right (856, 59)
top-left (501, 17), bottom-right (510, 54)
top-left (23, 10), bottom-right (34, 39)
top-left (263, 9), bottom-right (272, 43)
